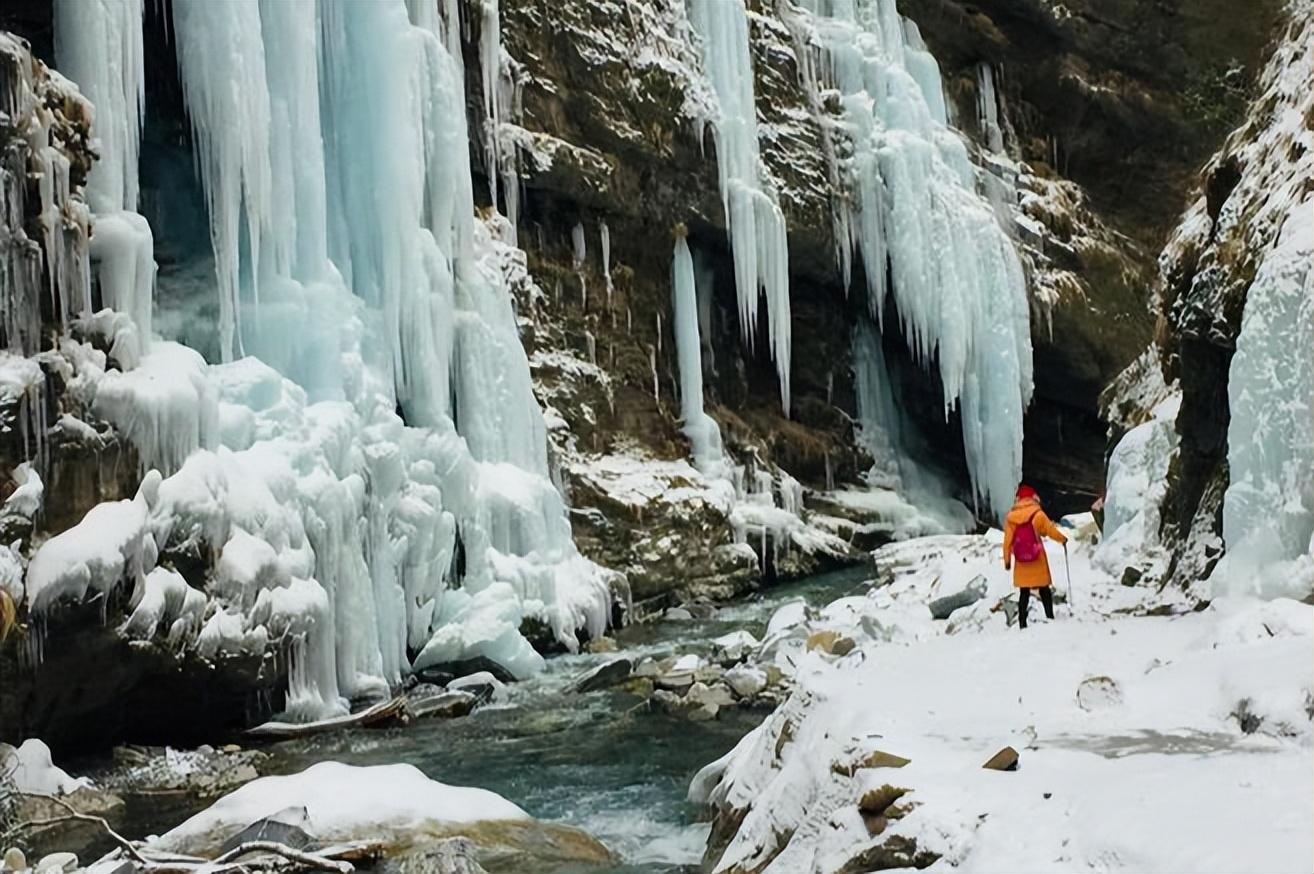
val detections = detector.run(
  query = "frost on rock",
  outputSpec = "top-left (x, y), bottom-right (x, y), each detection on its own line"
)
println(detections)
top-left (790, 0), bottom-right (1032, 520)
top-left (688, 0), bottom-right (793, 412)
top-left (1212, 200), bottom-right (1314, 599)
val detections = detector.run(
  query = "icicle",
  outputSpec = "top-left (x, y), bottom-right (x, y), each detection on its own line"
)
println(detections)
top-left (687, 0), bottom-right (792, 412)
top-left (171, 0), bottom-right (274, 361)
top-left (585, 330), bottom-right (596, 366)
top-left (655, 312), bottom-right (662, 356)
top-left (600, 219), bottom-right (613, 301)
top-left (671, 233), bottom-right (727, 475)
top-left (977, 62), bottom-right (1005, 154)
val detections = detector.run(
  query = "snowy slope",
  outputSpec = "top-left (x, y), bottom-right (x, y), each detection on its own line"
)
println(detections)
top-left (691, 528), bottom-right (1313, 874)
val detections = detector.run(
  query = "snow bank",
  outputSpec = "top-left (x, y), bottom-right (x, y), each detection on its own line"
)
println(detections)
top-left (692, 535), bottom-right (1314, 874)
top-left (154, 761), bottom-right (527, 853)
top-left (0, 738), bottom-right (88, 795)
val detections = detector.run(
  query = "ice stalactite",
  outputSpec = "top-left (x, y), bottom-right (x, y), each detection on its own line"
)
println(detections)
top-left (600, 220), bottom-right (613, 300)
top-left (1212, 200), bottom-right (1314, 598)
top-left (976, 62), bottom-right (1005, 155)
top-left (53, 0), bottom-right (144, 215)
top-left (171, 0), bottom-right (274, 363)
top-left (795, 0), bottom-right (1032, 521)
top-left (672, 233), bottom-right (728, 477)
top-left (687, 0), bottom-right (792, 413)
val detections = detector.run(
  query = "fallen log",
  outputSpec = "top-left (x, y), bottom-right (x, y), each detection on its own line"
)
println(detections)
top-left (245, 698), bottom-right (409, 740)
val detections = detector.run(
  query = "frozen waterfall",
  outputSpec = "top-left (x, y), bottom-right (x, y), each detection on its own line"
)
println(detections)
top-left (688, 0), bottom-right (793, 413)
top-left (1211, 199), bottom-right (1314, 598)
top-left (30, 0), bottom-right (619, 718)
top-left (796, 0), bottom-right (1033, 520)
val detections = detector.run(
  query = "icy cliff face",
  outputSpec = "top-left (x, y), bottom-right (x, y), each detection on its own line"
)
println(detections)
top-left (1100, 0), bottom-right (1313, 596)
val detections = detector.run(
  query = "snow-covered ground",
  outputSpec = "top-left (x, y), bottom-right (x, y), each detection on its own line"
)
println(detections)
top-left (691, 522), bottom-right (1314, 873)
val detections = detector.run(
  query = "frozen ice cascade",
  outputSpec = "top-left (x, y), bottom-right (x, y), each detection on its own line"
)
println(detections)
top-left (687, 0), bottom-right (793, 413)
top-left (24, 0), bottom-right (622, 719)
top-left (794, 0), bottom-right (1033, 520)
top-left (1211, 199), bottom-right (1314, 598)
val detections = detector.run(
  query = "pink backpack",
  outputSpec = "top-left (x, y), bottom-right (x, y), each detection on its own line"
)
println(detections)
top-left (1011, 511), bottom-right (1044, 562)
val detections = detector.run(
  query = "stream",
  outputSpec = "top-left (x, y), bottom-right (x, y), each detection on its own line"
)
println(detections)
top-left (110, 565), bottom-right (872, 873)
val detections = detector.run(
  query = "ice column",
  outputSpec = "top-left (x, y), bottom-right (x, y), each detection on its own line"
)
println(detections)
top-left (796, 0), bottom-right (1032, 519)
top-left (55, 0), bottom-right (155, 360)
top-left (1212, 200), bottom-right (1314, 597)
top-left (672, 233), bottom-right (727, 475)
top-left (687, 0), bottom-right (792, 412)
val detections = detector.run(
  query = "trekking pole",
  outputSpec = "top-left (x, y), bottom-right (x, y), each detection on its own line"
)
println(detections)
top-left (1063, 542), bottom-right (1075, 612)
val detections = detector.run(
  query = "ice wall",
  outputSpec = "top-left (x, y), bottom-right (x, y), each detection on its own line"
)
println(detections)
top-left (795, 0), bottom-right (1032, 520)
top-left (20, 0), bottom-right (619, 718)
top-left (1212, 200), bottom-right (1314, 597)
top-left (687, 0), bottom-right (793, 412)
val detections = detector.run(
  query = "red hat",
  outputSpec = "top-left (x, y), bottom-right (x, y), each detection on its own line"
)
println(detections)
top-left (1016, 484), bottom-right (1037, 499)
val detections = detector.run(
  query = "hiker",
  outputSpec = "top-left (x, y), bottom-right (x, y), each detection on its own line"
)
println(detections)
top-left (1003, 484), bottom-right (1068, 629)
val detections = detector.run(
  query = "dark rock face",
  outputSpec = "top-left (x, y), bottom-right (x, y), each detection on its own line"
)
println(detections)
top-left (900, 0), bottom-right (1283, 245)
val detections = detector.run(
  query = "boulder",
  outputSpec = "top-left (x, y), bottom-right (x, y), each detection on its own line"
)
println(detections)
top-left (34, 853), bottom-right (78, 873)
top-left (632, 657), bottom-right (661, 678)
top-left (585, 637), bottom-right (618, 654)
top-left (982, 746), bottom-right (1020, 771)
top-left (654, 671), bottom-right (695, 691)
top-left (410, 690), bottom-right (478, 720)
top-left (711, 630), bottom-right (760, 663)
top-left (664, 607), bottom-right (693, 621)
top-left (3, 849), bottom-right (26, 871)
top-left (723, 664), bottom-right (768, 699)
top-left (396, 837), bottom-right (488, 874)
top-left (219, 808), bottom-right (313, 853)
top-left (574, 658), bottom-right (633, 693)
top-left (805, 630), bottom-right (856, 656)
top-left (928, 575), bottom-right (988, 620)
top-left (448, 672), bottom-right (507, 705)
top-left (686, 682), bottom-right (736, 709)
top-left (831, 750), bottom-right (911, 777)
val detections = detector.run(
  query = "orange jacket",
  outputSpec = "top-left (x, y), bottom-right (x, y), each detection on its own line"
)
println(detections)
top-left (1002, 498), bottom-right (1068, 588)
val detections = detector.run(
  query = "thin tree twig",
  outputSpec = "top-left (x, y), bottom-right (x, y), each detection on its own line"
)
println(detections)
top-left (1, 792), bottom-right (148, 863)
top-left (210, 840), bottom-right (352, 872)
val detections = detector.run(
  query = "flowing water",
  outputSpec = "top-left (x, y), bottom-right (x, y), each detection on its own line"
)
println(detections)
top-left (110, 565), bottom-right (872, 872)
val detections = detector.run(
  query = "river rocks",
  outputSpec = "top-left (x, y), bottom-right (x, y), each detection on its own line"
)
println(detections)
top-left (711, 630), bottom-right (759, 664)
top-left (723, 665), bottom-right (768, 699)
top-left (448, 672), bottom-right (508, 705)
top-left (805, 630), bottom-right (856, 656)
top-left (928, 575), bottom-right (988, 620)
top-left (411, 690), bottom-right (479, 720)
top-left (982, 746), bottom-right (1020, 771)
top-left (663, 607), bottom-right (694, 621)
top-left (2, 849), bottom-right (25, 872)
top-left (395, 837), bottom-right (488, 874)
top-left (574, 658), bottom-right (633, 693)
top-left (32, 852), bottom-right (77, 873)
top-left (584, 636), bottom-right (618, 654)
